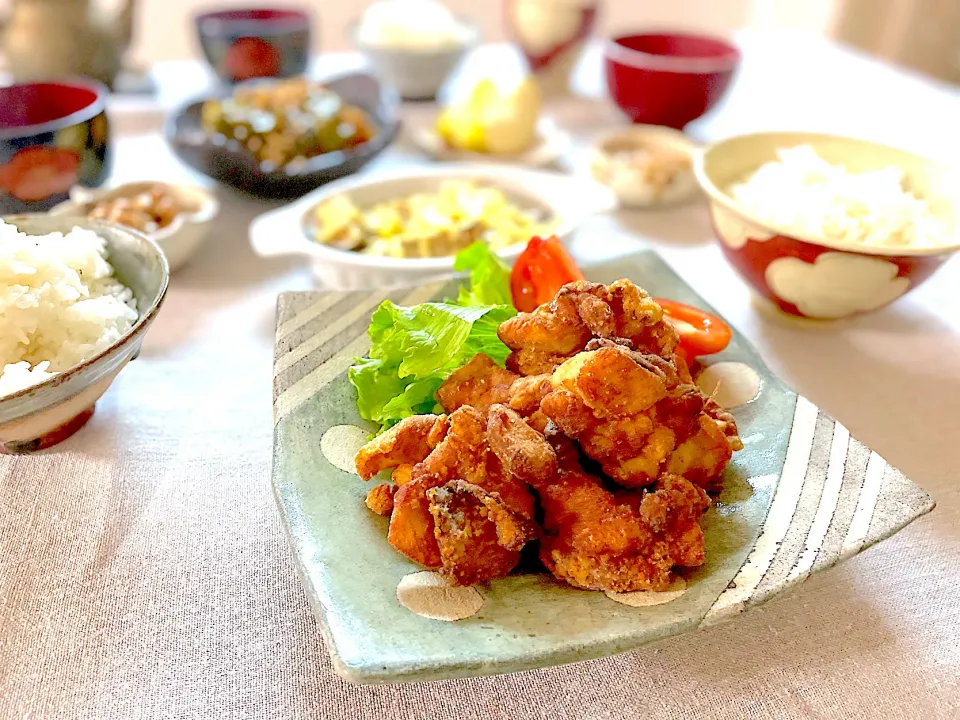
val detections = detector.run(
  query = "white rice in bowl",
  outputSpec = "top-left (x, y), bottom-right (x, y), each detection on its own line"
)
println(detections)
top-left (0, 220), bottom-right (138, 397)
top-left (730, 144), bottom-right (952, 249)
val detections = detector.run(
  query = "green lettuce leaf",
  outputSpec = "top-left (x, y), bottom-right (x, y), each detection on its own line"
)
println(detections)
top-left (348, 242), bottom-right (517, 432)
top-left (453, 241), bottom-right (514, 306)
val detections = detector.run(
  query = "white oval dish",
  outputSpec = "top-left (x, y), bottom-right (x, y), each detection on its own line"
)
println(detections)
top-left (50, 182), bottom-right (219, 272)
top-left (588, 125), bottom-right (699, 208)
top-left (249, 163), bottom-right (616, 289)
top-left (410, 115), bottom-right (572, 168)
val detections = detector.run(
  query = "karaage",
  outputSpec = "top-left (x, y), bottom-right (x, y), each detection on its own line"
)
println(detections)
top-left (352, 278), bottom-right (743, 595)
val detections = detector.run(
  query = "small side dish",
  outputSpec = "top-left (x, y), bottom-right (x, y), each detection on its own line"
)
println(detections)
top-left (306, 180), bottom-right (556, 258)
top-left (248, 164), bottom-right (616, 289)
top-left (436, 77), bottom-right (542, 157)
top-left (590, 126), bottom-right (697, 207)
top-left (50, 182), bottom-right (220, 272)
top-left (87, 183), bottom-right (196, 234)
top-left (200, 78), bottom-right (378, 171)
top-left (350, 240), bottom-right (742, 594)
top-left (413, 77), bottom-right (570, 166)
top-left (167, 72), bottom-right (399, 198)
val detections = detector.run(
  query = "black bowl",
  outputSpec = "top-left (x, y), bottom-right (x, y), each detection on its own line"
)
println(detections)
top-left (165, 72), bottom-right (400, 199)
top-left (195, 7), bottom-right (311, 84)
top-left (0, 79), bottom-right (111, 213)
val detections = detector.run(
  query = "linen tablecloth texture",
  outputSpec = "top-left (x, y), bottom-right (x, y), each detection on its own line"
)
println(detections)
top-left (3, 34), bottom-right (960, 717)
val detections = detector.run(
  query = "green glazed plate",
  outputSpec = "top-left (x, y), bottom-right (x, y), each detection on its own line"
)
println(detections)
top-left (271, 251), bottom-right (934, 684)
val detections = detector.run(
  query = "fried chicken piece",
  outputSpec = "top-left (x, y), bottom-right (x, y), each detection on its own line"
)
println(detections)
top-left (537, 459), bottom-right (711, 592)
top-left (497, 280), bottom-right (680, 375)
top-left (436, 353), bottom-right (553, 419)
top-left (389, 474), bottom-right (444, 567)
top-left (506, 374), bottom-right (553, 416)
top-left (355, 414), bottom-right (448, 480)
top-left (365, 483), bottom-right (395, 516)
top-left (541, 343), bottom-right (740, 489)
top-left (486, 404), bottom-right (558, 486)
top-left (427, 479), bottom-right (537, 586)
top-left (378, 406), bottom-right (537, 581)
top-left (392, 464), bottom-right (414, 486)
top-left (436, 353), bottom-right (519, 415)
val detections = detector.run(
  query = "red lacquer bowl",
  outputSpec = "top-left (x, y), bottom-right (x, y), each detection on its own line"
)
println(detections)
top-left (695, 131), bottom-right (960, 319)
top-left (604, 31), bottom-right (740, 129)
top-left (195, 7), bottom-right (311, 83)
top-left (0, 80), bottom-right (110, 213)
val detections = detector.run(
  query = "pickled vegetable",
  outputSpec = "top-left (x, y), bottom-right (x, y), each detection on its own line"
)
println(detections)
top-left (200, 78), bottom-right (377, 169)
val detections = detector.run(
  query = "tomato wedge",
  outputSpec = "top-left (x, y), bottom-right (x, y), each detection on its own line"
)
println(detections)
top-left (507, 238), bottom-right (731, 363)
top-left (510, 235), bottom-right (585, 312)
top-left (655, 298), bottom-right (732, 364)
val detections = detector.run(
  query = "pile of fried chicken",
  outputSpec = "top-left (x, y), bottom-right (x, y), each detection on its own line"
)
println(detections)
top-left (354, 280), bottom-right (743, 593)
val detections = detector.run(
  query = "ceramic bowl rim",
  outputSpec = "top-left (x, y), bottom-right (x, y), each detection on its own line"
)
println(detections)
top-left (694, 130), bottom-right (960, 258)
top-left (604, 31), bottom-right (741, 75)
top-left (592, 123), bottom-right (699, 156)
top-left (195, 7), bottom-right (310, 34)
top-left (349, 17), bottom-right (479, 56)
top-left (0, 216), bottom-right (170, 406)
top-left (0, 78), bottom-right (108, 141)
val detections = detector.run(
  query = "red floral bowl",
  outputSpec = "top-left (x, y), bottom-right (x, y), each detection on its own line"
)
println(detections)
top-left (0, 80), bottom-right (110, 213)
top-left (604, 32), bottom-right (740, 129)
top-left (694, 131), bottom-right (960, 319)
top-left (195, 7), bottom-right (311, 84)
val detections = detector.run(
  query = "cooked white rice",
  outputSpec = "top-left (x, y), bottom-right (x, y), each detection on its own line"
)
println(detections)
top-left (0, 221), bottom-right (138, 397)
top-left (731, 144), bottom-right (951, 249)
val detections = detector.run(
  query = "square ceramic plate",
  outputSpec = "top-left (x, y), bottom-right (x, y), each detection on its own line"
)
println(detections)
top-left (271, 250), bottom-right (934, 684)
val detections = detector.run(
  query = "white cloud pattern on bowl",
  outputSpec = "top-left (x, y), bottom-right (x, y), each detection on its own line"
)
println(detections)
top-left (711, 204), bottom-right (775, 250)
top-left (765, 252), bottom-right (910, 319)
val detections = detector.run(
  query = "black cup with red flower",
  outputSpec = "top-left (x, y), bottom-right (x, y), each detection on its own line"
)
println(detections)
top-left (0, 80), bottom-right (111, 213)
top-left (195, 8), bottom-right (311, 84)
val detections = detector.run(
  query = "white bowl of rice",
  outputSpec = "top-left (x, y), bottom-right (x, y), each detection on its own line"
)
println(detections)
top-left (695, 131), bottom-right (960, 319)
top-left (0, 215), bottom-right (168, 452)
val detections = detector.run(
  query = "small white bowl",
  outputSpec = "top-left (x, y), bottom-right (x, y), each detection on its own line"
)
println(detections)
top-left (249, 164), bottom-right (616, 290)
top-left (352, 20), bottom-right (478, 100)
top-left (410, 115), bottom-right (571, 168)
top-left (50, 182), bottom-right (219, 272)
top-left (588, 125), bottom-right (699, 208)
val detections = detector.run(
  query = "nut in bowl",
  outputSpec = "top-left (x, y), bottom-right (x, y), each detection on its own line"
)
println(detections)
top-left (0, 215), bottom-right (168, 453)
top-left (695, 131), bottom-right (960, 319)
top-left (248, 164), bottom-right (616, 289)
top-left (589, 125), bottom-right (698, 208)
top-left (50, 182), bottom-right (219, 272)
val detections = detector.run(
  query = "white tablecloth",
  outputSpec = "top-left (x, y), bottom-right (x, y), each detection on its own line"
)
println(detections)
top-left (2, 30), bottom-right (959, 719)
